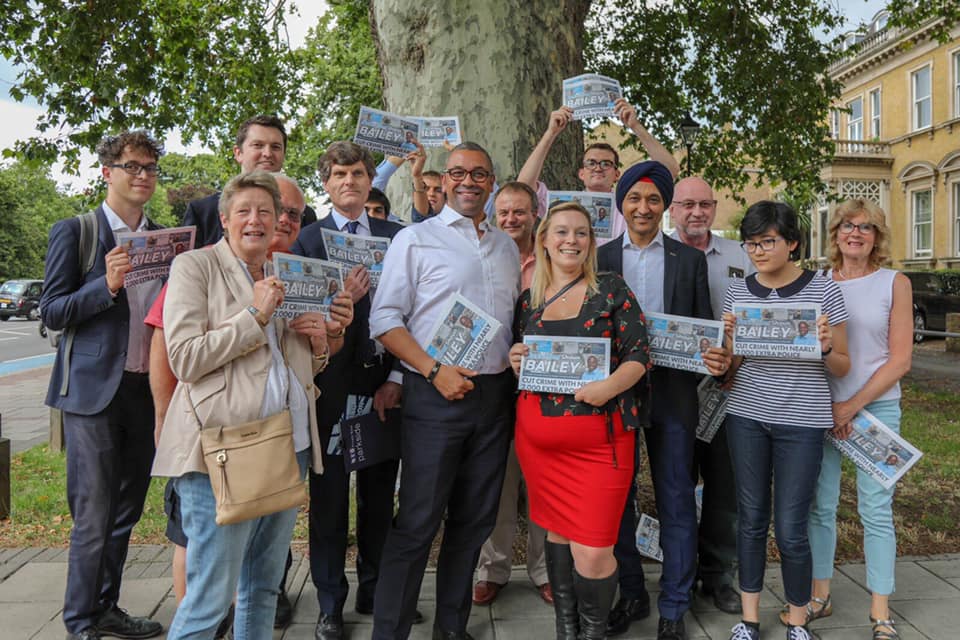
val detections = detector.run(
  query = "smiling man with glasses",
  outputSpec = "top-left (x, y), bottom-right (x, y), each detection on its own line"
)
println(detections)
top-left (668, 176), bottom-right (755, 619)
top-left (370, 142), bottom-right (521, 640)
top-left (518, 98), bottom-right (680, 246)
top-left (42, 130), bottom-right (167, 640)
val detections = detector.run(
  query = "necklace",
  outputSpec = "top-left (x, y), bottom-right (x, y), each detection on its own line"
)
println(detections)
top-left (837, 266), bottom-right (874, 280)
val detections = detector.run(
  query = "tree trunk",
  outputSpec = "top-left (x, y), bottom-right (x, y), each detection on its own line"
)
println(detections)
top-left (369, 0), bottom-right (591, 216)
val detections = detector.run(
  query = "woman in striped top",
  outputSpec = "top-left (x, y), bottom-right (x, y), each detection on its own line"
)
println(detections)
top-left (805, 199), bottom-right (912, 640)
top-left (718, 201), bottom-right (850, 640)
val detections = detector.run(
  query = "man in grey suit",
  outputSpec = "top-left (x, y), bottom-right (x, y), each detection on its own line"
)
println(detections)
top-left (42, 131), bottom-right (166, 640)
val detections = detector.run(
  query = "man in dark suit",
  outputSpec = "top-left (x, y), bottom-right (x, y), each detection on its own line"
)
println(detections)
top-left (597, 161), bottom-right (731, 640)
top-left (183, 115), bottom-right (317, 247)
top-left (42, 131), bottom-right (167, 640)
top-left (291, 141), bottom-right (413, 640)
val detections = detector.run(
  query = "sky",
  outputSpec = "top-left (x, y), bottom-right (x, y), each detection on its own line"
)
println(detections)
top-left (0, 0), bottom-right (888, 191)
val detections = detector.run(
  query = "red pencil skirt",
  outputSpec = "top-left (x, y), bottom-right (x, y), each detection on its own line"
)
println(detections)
top-left (514, 391), bottom-right (635, 547)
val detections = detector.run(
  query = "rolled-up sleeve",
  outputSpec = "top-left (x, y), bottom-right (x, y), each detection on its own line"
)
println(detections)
top-left (369, 227), bottom-right (416, 339)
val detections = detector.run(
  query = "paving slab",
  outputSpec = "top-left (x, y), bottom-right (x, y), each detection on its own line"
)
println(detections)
top-left (892, 596), bottom-right (960, 640)
top-left (0, 601), bottom-right (61, 639)
top-left (918, 557), bottom-right (960, 579)
top-left (0, 561), bottom-right (66, 602)
top-left (839, 561), bottom-right (960, 600)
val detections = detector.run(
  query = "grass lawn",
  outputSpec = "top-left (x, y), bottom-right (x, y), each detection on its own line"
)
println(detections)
top-left (2, 384), bottom-right (958, 565)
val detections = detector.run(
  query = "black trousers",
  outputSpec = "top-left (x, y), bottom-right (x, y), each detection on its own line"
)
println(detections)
top-left (371, 371), bottom-right (514, 640)
top-left (694, 418), bottom-right (739, 588)
top-left (62, 372), bottom-right (155, 634)
top-left (309, 430), bottom-right (400, 616)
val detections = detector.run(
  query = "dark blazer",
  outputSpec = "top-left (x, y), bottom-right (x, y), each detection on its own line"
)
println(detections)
top-left (291, 214), bottom-right (405, 432)
top-left (184, 191), bottom-right (318, 248)
top-left (598, 233), bottom-right (712, 426)
top-left (41, 206), bottom-right (162, 415)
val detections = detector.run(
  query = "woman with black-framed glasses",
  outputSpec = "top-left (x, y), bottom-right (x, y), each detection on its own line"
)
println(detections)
top-left (717, 201), bottom-right (850, 640)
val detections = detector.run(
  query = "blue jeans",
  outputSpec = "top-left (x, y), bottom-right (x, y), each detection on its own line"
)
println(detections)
top-left (726, 415), bottom-right (824, 607)
top-left (809, 399), bottom-right (901, 595)
top-left (166, 450), bottom-right (309, 640)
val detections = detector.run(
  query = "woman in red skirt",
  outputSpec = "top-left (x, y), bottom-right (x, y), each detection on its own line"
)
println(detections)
top-left (510, 202), bottom-right (651, 639)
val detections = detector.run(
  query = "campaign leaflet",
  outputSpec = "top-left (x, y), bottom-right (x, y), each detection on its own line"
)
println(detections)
top-left (826, 409), bottom-right (923, 490)
top-left (562, 73), bottom-right (623, 120)
top-left (732, 303), bottom-right (821, 360)
top-left (546, 190), bottom-right (615, 239)
top-left (354, 106), bottom-right (421, 156)
top-left (272, 253), bottom-right (344, 320)
top-left (416, 116), bottom-right (462, 148)
top-left (645, 312), bottom-right (724, 375)
top-left (425, 293), bottom-right (502, 370)
top-left (696, 376), bottom-right (728, 444)
top-left (635, 513), bottom-right (663, 562)
top-left (319, 228), bottom-right (390, 290)
top-left (342, 409), bottom-right (401, 473)
top-left (115, 226), bottom-right (196, 288)
top-left (518, 336), bottom-right (611, 395)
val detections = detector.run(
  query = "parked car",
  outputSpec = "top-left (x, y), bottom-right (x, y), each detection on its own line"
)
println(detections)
top-left (0, 279), bottom-right (44, 321)
top-left (903, 271), bottom-right (960, 342)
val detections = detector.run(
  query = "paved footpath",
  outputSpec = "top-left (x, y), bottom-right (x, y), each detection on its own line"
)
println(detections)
top-left (0, 546), bottom-right (958, 639)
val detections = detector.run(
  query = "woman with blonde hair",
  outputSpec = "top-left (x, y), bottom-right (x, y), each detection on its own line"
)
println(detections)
top-left (509, 202), bottom-right (651, 639)
top-left (801, 199), bottom-right (912, 640)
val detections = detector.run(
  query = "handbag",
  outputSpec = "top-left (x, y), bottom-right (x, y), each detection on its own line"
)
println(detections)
top-left (199, 409), bottom-right (307, 525)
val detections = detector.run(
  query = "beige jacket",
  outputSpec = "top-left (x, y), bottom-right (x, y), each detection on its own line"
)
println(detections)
top-left (151, 239), bottom-right (324, 477)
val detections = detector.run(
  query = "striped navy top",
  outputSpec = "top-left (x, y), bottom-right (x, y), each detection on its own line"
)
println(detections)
top-left (723, 270), bottom-right (848, 429)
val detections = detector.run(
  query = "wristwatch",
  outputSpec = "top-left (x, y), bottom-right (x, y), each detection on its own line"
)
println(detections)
top-left (247, 305), bottom-right (268, 327)
top-left (426, 360), bottom-right (442, 383)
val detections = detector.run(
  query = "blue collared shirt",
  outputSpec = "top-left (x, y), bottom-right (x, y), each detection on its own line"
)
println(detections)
top-left (622, 230), bottom-right (665, 315)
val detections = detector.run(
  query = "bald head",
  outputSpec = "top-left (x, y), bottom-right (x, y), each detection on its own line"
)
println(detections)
top-left (670, 176), bottom-right (717, 240)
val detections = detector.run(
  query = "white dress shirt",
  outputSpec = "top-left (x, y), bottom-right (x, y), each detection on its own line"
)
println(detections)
top-left (330, 209), bottom-right (372, 236)
top-left (102, 201), bottom-right (162, 373)
top-left (670, 231), bottom-right (755, 320)
top-left (622, 230), bottom-right (665, 314)
top-left (370, 205), bottom-right (520, 374)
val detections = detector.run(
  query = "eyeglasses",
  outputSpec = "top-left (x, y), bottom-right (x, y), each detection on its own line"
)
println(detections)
top-left (444, 168), bottom-right (492, 183)
top-left (740, 237), bottom-right (782, 253)
top-left (839, 221), bottom-right (875, 234)
top-left (109, 162), bottom-right (161, 176)
top-left (279, 207), bottom-right (303, 222)
top-left (583, 159), bottom-right (616, 171)
top-left (673, 199), bottom-right (717, 211)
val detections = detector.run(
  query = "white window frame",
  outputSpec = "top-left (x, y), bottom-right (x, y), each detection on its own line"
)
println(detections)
top-left (911, 188), bottom-right (933, 258)
top-left (847, 96), bottom-right (864, 140)
top-left (953, 48), bottom-right (960, 119)
top-left (953, 180), bottom-right (960, 257)
top-left (869, 87), bottom-right (881, 139)
top-left (911, 64), bottom-right (932, 131)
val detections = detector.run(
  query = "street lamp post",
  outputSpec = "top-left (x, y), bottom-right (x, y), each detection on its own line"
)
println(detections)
top-left (680, 111), bottom-right (701, 176)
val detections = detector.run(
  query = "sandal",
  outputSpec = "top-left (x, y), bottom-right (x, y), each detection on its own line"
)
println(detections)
top-left (870, 616), bottom-right (900, 640)
top-left (778, 594), bottom-right (832, 625)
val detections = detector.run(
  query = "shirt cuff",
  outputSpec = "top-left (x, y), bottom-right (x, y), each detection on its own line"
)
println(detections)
top-left (387, 370), bottom-right (403, 385)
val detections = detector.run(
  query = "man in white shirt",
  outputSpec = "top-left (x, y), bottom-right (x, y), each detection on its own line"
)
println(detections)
top-left (473, 182), bottom-right (550, 608)
top-left (517, 99), bottom-right (679, 244)
top-left (370, 143), bottom-right (521, 640)
top-left (669, 176), bottom-right (755, 615)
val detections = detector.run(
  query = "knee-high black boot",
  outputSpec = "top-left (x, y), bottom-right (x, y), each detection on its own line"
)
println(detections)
top-left (544, 541), bottom-right (578, 640)
top-left (573, 567), bottom-right (619, 640)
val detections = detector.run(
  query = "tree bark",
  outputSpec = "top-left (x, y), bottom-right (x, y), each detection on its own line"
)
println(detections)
top-left (369, 0), bottom-right (591, 214)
